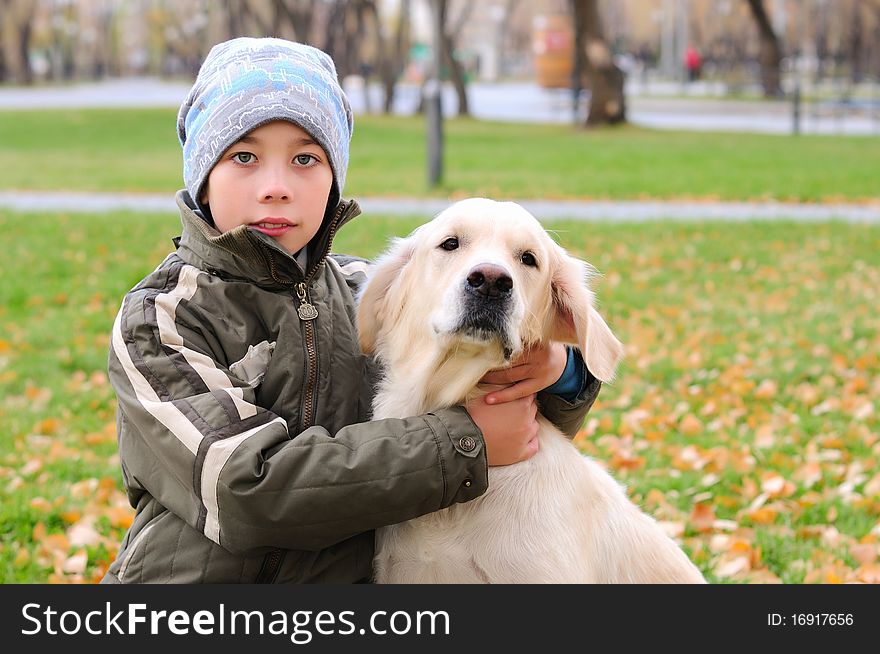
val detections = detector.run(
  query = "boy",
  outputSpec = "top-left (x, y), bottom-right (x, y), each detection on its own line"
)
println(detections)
top-left (102, 37), bottom-right (602, 583)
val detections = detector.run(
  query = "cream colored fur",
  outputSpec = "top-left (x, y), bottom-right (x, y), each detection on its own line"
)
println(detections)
top-left (358, 198), bottom-right (705, 584)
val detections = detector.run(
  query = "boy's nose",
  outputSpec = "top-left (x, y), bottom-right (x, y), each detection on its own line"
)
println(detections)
top-left (259, 170), bottom-right (292, 202)
top-left (262, 188), bottom-right (289, 201)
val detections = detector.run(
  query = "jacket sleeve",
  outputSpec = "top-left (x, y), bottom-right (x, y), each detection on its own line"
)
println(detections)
top-left (109, 270), bottom-right (487, 556)
top-left (537, 347), bottom-right (602, 439)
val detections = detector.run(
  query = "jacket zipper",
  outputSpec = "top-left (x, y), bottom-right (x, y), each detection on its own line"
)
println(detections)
top-left (297, 281), bottom-right (319, 432)
top-left (255, 201), bottom-right (347, 584)
top-left (297, 201), bottom-right (347, 429)
top-left (255, 548), bottom-right (284, 584)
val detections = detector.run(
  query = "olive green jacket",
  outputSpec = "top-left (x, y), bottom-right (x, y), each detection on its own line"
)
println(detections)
top-left (102, 191), bottom-right (601, 583)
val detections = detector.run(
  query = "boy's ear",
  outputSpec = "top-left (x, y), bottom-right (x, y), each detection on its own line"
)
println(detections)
top-left (547, 250), bottom-right (623, 383)
top-left (356, 236), bottom-right (414, 356)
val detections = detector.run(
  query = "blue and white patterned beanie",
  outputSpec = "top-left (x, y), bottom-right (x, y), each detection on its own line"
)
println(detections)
top-left (177, 37), bottom-right (353, 208)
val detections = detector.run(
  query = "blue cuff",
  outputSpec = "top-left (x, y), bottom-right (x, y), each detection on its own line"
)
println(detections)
top-left (543, 346), bottom-right (586, 402)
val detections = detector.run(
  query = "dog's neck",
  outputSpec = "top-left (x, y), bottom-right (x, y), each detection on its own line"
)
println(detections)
top-left (371, 337), bottom-right (508, 419)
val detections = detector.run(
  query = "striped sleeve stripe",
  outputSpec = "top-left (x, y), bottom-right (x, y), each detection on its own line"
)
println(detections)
top-left (111, 308), bottom-right (204, 454)
top-left (337, 260), bottom-right (369, 275)
top-left (152, 264), bottom-right (256, 421)
top-left (327, 256), bottom-right (370, 277)
top-left (201, 415), bottom-right (289, 545)
top-left (116, 521), bottom-right (158, 582)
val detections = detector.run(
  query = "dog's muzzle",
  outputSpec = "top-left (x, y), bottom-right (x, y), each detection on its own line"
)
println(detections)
top-left (454, 264), bottom-right (514, 352)
top-left (466, 264), bottom-right (513, 300)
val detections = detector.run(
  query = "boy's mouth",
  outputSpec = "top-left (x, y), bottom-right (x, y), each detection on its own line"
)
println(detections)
top-left (250, 218), bottom-right (294, 236)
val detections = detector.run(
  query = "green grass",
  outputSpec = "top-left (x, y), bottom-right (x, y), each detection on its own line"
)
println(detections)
top-left (0, 210), bottom-right (878, 583)
top-left (1, 108), bottom-right (878, 202)
top-left (0, 109), bottom-right (180, 194)
top-left (1, 101), bottom-right (876, 584)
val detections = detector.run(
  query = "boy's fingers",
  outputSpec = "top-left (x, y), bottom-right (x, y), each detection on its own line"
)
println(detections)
top-left (480, 366), bottom-right (525, 385)
top-left (479, 370), bottom-right (510, 385)
top-left (484, 381), bottom-right (540, 404)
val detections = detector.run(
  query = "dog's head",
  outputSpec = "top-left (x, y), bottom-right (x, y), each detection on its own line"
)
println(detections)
top-left (357, 198), bottom-right (623, 383)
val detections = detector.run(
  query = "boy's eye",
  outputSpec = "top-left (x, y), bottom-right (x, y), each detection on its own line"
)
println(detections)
top-left (294, 154), bottom-right (316, 166)
top-left (232, 152), bottom-right (255, 164)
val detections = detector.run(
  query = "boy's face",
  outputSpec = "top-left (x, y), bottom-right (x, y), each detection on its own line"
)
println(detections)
top-left (201, 120), bottom-right (334, 255)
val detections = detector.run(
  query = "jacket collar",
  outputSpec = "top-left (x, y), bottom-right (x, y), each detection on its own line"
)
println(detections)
top-left (173, 190), bottom-right (361, 288)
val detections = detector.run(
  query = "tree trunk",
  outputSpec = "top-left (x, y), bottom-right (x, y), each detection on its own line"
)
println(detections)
top-left (571, 0), bottom-right (626, 126)
top-left (362, 0), bottom-right (411, 114)
top-left (0, 1), bottom-right (4, 80)
top-left (442, 31), bottom-right (469, 116)
top-left (848, 2), bottom-right (863, 84)
top-left (438, 1), bottom-right (473, 117)
top-left (354, 1), bottom-right (373, 114)
top-left (871, 3), bottom-right (880, 87)
top-left (745, 0), bottom-right (782, 97)
top-left (224, 0), bottom-right (245, 39)
top-left (322, 0), bottom-right (360, 79)
top-left (496, 0), bottom-right (521, 78)
top-left (381, 0), bottom-right (410, 113)
top-left (0, 0), bottom-right (36, 84)
top-left (272, 0), bottom-right (316, 42)
top-left (18, 14), bottom-right (33, 82)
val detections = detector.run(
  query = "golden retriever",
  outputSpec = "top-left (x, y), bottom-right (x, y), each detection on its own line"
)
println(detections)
top-left (357, 198), bottom-right (705, 583)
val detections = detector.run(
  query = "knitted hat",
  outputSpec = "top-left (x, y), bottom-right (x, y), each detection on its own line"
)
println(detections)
top-left (177, 37), bottom-right (353, 207)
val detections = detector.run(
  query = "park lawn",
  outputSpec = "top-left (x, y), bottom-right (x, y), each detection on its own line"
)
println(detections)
top-left (0, 209), bottom-right (878, 584)
top-left (0, 108), bottom-right (878, 202)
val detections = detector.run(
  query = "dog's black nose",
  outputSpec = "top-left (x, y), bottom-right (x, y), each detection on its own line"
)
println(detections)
top-left (466, 264), bottom-right (513, 299)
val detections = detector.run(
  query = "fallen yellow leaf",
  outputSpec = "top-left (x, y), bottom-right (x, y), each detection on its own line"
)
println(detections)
top-left (679, 414), bottom-right (703, 436)
top-left (754, 379), bottom-right (778, 400)
top-left (849, 543), bottom-right (877, 566)
top-left (690, 503), bottom-right (716, 533)
top-left (33, 418), bottom-right (62, 435)
top-left (13, 547), bottom-right (30, 566)
top-left (856, 564), bottom-right (880, 583)
top-left (863, 473), bottom-right (880, 497)
top-left (60, 510), bottom-right (82, 524)
top-left (747, 507), bottom-right (778, 525)
top-left (29, 497), bottom-right (52, 512)
top-left (715, 555), bottom-right (750, 578)
top-left (61, 550), bottom-right (88, 575)
top-left (106, 505), bottom-right (134, 530)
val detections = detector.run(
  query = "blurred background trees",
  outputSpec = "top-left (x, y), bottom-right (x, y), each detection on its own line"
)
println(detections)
top-left (572, 0), bottom-right (626, 124)
top-left (1, 0), bottom-right (879, 126)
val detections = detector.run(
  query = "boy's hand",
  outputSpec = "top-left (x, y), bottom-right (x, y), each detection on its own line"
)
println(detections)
top-left (466, 392), bottom-right (539, 466)
top-left (480, 342), bottom-right (568, 405)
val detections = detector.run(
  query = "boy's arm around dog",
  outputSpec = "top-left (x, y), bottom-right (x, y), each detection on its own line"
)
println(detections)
top-left (106, 199), bottom-right (489, 581)
top-left (109, 262), bottom-right (487, 558)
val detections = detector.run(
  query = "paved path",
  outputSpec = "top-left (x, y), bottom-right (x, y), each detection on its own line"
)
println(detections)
top-left (1, 77), bottom-right (878, 136)
top-left (1, 191), bottom-right (877, 223)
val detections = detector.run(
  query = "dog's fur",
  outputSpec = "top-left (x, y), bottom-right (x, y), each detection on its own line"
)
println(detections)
top-left (357, 198), bottom-right (705, 583)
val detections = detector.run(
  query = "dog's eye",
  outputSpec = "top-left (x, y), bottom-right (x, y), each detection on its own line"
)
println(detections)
top-left (440, 237), bottom-right (459, 251)
top-left (521, 252), bottom-right (538, 267)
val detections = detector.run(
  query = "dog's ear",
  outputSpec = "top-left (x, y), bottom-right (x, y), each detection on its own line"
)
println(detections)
top-left (548, 250), bottom-right (623, 383)
top-left (357, 237), bottom-right (414, 356)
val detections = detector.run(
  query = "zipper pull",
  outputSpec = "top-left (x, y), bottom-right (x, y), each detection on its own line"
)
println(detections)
top-left (296, 283), bottom-right (318, 321)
